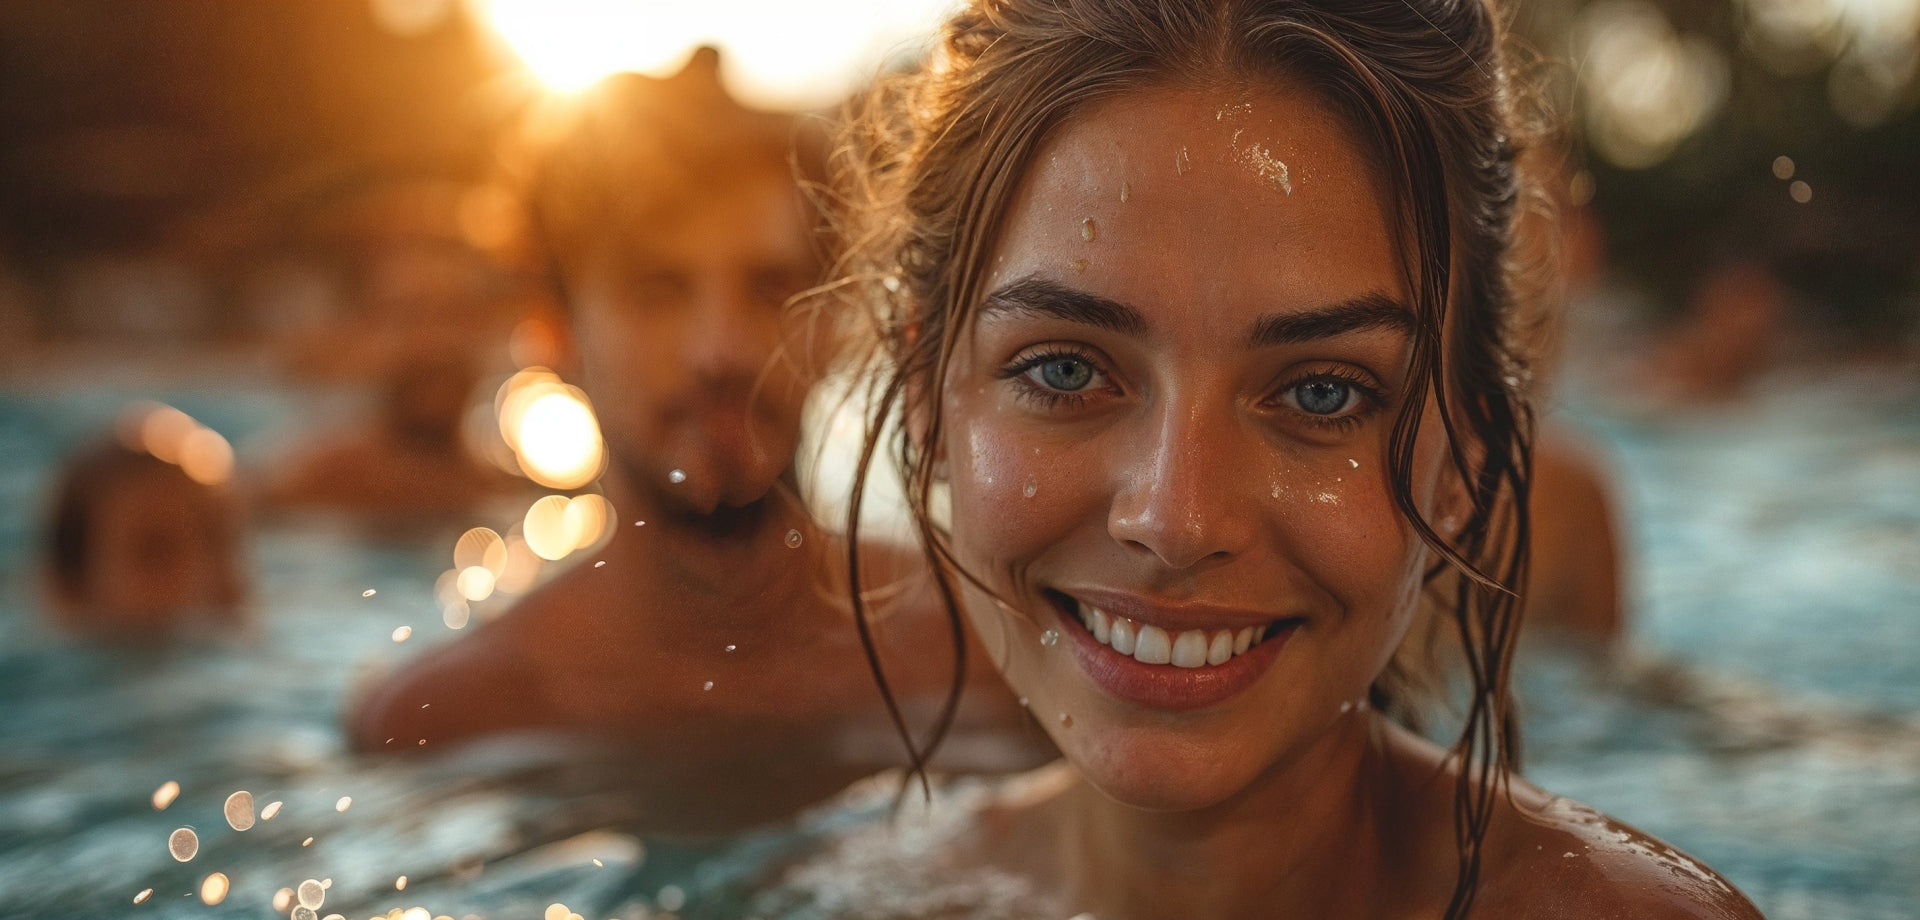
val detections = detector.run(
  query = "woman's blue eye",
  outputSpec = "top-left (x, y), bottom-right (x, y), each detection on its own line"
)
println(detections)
top-left (1037, 358), bottom-right (1095, 391)
top-left (1293, 380), bottom-right (1353, 415)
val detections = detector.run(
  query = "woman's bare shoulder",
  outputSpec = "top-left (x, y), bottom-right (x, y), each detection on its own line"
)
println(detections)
top-left (1477, 787), bottom-right (1766, 920)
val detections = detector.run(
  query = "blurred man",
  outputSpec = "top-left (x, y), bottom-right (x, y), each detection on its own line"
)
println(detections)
top-left (348, 52), bottom-right (1047, 831)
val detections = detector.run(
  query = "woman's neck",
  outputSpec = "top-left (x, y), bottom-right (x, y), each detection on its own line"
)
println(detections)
top-left (1048, 715), bottom-right (1445, 920)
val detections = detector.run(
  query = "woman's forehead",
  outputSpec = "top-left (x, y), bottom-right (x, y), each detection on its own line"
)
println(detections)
top-left (980, 83), bottom-right (1406, 334)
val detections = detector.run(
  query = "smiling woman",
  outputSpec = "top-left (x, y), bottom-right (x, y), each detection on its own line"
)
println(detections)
top-left (826, 0), bottom-right (1767, 918)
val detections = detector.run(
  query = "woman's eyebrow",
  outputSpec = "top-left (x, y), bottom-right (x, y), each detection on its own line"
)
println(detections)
top-left (979, 276), bottom-right (1148, 336)
top-left (1248, 292), bottom-right (1416, 346)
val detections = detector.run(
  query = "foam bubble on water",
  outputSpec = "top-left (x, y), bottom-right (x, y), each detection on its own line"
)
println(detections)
top-left (362, 588), bottom-right (377, 598)
top-left (168, 827), bottom-right (198, 862)
top-left (273, 888), bottom-right (294, 912)
top-left (334, 796), bottom-right (351, 813)
top-left (391, 626), bottom-right (412, 643)
top-left (786, 528), bottom-right (804, 548)
top-left (1040, 629), bottom-right (1059, 647)
top-left (658, 885), bottom-right (687, 912)
top-left (152, 780), bottom-right (180, 811)
top-left (261, 800), bottom-right (282, 821)
top-left (297, 878), bottom-right (325, 909)
top-left (668, 469), bottom-right (687, 484)
top-left (224, 790), bottom-right (255, 831)
top-left (200, 872), bottom-right (229, 905)
top-left (134, 888), bottom-right (152, 905)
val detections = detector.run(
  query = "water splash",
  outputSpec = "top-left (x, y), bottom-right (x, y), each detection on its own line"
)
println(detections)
top-left (151, 780), bottom-right (179, 811)
top-left (167, 827), bottom-right (198, 862)
top-left (260, 800), bottom-right (281, 821)
top-left (391, 626), bottom-right (412, 643)
top-left (334, 796), bottom-right (351, 813)
top-left (199, 872), bottom-right (229, 905)
top-left (298, 878), bottom-right (326, 909)
top-left (361, 588), bottom-right (377, 598)
top-left (133, 889), bottom-right (152, 905)
top-left (223, 790), bottom-right (254, 831)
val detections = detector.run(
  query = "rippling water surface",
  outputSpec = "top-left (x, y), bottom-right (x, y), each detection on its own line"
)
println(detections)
top-left (1, 370), bottom-right (1915, 919)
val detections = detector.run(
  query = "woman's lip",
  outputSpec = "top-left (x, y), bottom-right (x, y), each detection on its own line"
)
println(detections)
top-left (1051, 599), bottom-right (1295, 712)
top-left (1060, 589), bottom-right (1279, 634)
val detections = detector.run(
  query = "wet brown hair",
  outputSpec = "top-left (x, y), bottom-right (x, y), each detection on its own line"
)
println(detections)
top-left (831, 1), bottom-right (1545, 916)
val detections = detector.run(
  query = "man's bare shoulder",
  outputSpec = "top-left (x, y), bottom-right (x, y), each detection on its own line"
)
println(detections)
top-left (1478, 791), bottom-right (1765, 920)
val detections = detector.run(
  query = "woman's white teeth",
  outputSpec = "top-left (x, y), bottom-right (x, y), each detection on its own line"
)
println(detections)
top-left (1136, 624), bottom-right (1173, 664)
top-left (1076, 603), bottom-right (1267, 668)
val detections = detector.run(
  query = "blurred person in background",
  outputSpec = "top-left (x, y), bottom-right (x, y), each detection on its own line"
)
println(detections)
top-left (258, 346), bottom-right (523, 519)
top-left (348, 51), bottom-right (1050, 831)
top-left (42, 405), bottom-right (249, 640)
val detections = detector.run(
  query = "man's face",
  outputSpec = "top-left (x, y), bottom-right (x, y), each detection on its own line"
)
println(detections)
top-left (566, 168), bottom-right (818, 516)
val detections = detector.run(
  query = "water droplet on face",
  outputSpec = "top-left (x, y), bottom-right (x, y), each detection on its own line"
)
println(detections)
top-left (199, 872), bottom-right (229, 905)
top-left (634, 519), bottom-right (646, 527)
top-left (1018, 696), bottom-right (1029, 707)
top-left (261, 800), bottom-right (282, 821)
top-left (1040, 629), bottom-right (1059, 647)
top-left (1340, 700), bottom-right (1354, 714)
top-left (1071, 258), bottom-right (1088, 274)
top-left (361, 588), bottom-right (377, 598)
top-left (593, 560), bottom-right (606, 568)
top-left (1057, 713), bottom-right (1073, 727)
top-left (668, 469), bottom-right (687, 484)
top-left (134, 889), bottom-right (152, 905)
top-left (391, 626), bottom-right (411, 643)
top-left (298, 879), bottom-right (325, 909)
top-left (223, 790), bottom-right (255, 831)
top-left (1175, 146), bottom-right (1190, 175)
top-left (725, 644), bottom-right (737, 652)
top-left (702, 681), bottom-right (714, 691)
top-left (333, 796), bottom-right (351, 813)
top-left (1119, 181), bottom-right (1130, 202)
top-left (785, 528), bottom-right (804, 548)
top-left (1271, 484), bottom-right (1280, 499)
top-left (1080, 218), bottom-right (1096, 242)
top-left (1022, 480), bottom-right (1037, 498)
top-left (1347, 458), bottom-right (1359, 469)
top-left (168, 828), bottom-right (198, 862)
top-left (151, 780), bottom-right (179, 811)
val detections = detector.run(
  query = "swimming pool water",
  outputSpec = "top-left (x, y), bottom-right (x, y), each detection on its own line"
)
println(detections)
top-left (1, 368), bottom-right (1916, 919)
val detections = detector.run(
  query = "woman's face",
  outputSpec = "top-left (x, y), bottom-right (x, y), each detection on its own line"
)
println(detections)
top-left (938, 83), bottom-right (1459, 810)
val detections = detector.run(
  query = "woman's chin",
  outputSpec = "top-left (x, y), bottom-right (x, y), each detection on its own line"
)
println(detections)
top-left (1067, 738), bottom-right (1260, 813)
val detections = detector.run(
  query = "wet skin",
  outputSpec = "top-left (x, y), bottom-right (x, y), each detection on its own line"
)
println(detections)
top-left (936, 84), bottom-right (1762, 919)
top-left (348, 166), bottom-right (1053, 828)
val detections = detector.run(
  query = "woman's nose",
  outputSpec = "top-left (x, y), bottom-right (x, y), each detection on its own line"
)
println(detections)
top-left (1106, 400), bottom-right (1260, 571)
